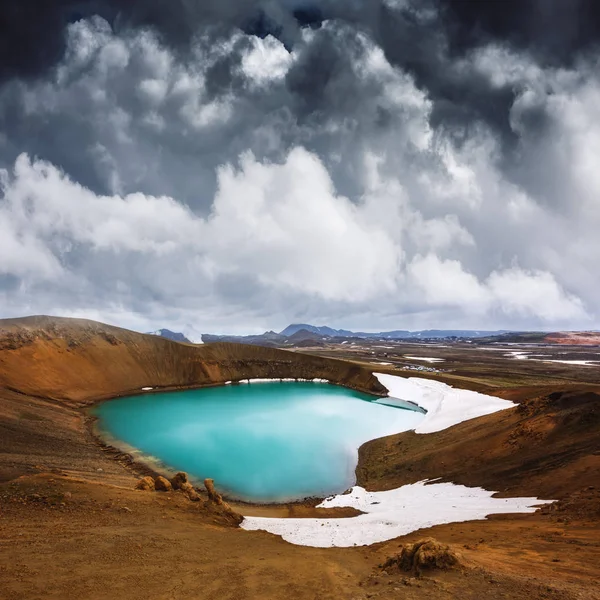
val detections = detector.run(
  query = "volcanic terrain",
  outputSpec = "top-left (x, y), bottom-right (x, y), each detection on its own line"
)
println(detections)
top-left (1, 316), bottom-right (599, 600)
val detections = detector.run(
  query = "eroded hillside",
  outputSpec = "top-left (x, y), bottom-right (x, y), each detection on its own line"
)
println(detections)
top-left (0, 316), bottom-right (385, 404)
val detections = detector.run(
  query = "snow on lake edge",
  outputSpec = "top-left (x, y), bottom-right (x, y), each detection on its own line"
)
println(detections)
top-left (240, 373), bottom-right (538, 548)
top-left (374, 372), bottom-right (516, 434)
top-left (241, 481), bottom-right (552, 548)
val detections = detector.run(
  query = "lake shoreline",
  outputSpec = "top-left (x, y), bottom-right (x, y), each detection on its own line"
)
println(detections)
top-left (90, 379), bottom-right (425, 508)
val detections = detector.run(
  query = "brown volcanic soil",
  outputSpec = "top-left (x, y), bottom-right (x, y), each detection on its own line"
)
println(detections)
top-left (1, 316), bottom-right (599, 599)
top-left (357, 390), bottom-right (600, 503)
top-left (0, 315), bottom-right (384, 404)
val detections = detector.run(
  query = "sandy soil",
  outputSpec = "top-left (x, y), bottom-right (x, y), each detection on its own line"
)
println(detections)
top-left (4, 473), bottom-right (597, 600)
top-left (1, 316), bottom-right (599, 599)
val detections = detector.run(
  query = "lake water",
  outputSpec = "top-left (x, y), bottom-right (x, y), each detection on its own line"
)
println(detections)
top-left (94, 382), bottom-right (425, 502)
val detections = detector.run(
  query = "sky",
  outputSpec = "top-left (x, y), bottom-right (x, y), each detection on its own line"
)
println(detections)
top-left (1, 0), bottom-right (599, 338)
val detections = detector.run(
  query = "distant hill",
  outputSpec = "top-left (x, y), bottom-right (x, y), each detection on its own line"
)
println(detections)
top-left (148, 329), bottom-right (192, 344)
top-left (201, 332), bottom-right (283, 347)
top-left (478, 331), bottom-right (600, 346)
top-left (279, 324), bottom-right (359, 337)
top-left (201, 324), bottom-right (515, 346)
top-left (545, 331), bottom-right (600, 345)
top-left (146, 327), bottom-right (600, 347)
top-left (0, 315), bottom-right (384, 402)
top-left (279, 324), bottom-right (511, 340)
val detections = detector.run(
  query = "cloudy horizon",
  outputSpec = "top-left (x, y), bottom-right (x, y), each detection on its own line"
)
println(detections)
top-left (1, 1), bottom-right (599, 337)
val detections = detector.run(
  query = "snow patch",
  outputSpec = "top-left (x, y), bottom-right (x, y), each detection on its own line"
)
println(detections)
top-left (241, 481), bottom-right (552, 548)
top-left (374, 373), bottom-right (516, 434)
top-left (504, 352), bottom-right (599, 366)
top-left (227, 378), bottom-right (332, 386)
top-left (404, 356), bottom-right (445, 363)
top-left (141, 387), bottom-right (153, 391)
top-left (543, 360), bottom-right (600, 366)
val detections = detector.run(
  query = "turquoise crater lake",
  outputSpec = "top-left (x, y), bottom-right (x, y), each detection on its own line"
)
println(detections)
top-left (94, 382), bottom-right (425, 502)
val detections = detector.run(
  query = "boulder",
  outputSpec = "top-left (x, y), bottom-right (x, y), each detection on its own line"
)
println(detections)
top-left (169, 472), bottom-right (201, 500)
top-left (381, 538), bottom-right (460, 576)
top-left (154, 476), bottom-right (172, 492)
top-left (204, 478), bottom-right (223, 504)
top-left (186, 489), bottom-right (201, 502)
top-left (170, 471), bottom-right (189, 490)
top-left (204, 478), bottom-right (243, 525)
top-left (135, 476), bottom-right (155, 491)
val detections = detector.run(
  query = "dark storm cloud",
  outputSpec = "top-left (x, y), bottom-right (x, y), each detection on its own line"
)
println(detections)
top-left (0, 0), bottom-right (595, 202)
top-left (5, 1), bottom-right (599, 78)
top-left (0, 0), bottom-right (305, 82)
top-left (0, 12), bottom-right (419, 204)
top-left (2, 0), bottom-right (598, 148)
top-left (359, 4), bottom-right (519, 143)
top-left (0, 0), bottom-right (591, 206)
top-left (439, 0), bottom-right (600, 64)
top-left (0, 1), bottom-right (112, 81)
top-left (343, 0), bottom-right (599, 146)
top-left (285, 26), bottom-right (366, 120)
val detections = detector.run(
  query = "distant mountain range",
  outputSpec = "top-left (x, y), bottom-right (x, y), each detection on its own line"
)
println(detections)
top-left (145, 326), bottom-right (600, 348)
top-left (279, 324), bottom-right (511, 339)
top-left (201, 323), bottom-right (513, 346)
top-left (148, 329), bottom-right (192, 344)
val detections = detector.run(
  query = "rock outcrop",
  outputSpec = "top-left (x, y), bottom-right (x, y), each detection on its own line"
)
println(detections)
top-left (170, 472), bottom-right (189, 490)
top-left (381, 538), bottom-right (460, 576)
top-left (135, 476), bottom-right (155, 491)
top-left (154, 476), bottom-right (172, 492)
top-left (204, 478), bottom-right (243, 525)
top-left (185, 488), bottom-right (201, 502)
top-left (170, 471), bottom-right (201, 501)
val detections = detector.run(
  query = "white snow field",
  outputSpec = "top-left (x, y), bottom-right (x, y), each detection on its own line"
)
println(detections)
top-left (374, 372), bottom-right (516, 434)
top-left (242, 481), bottom-right (551, 548)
